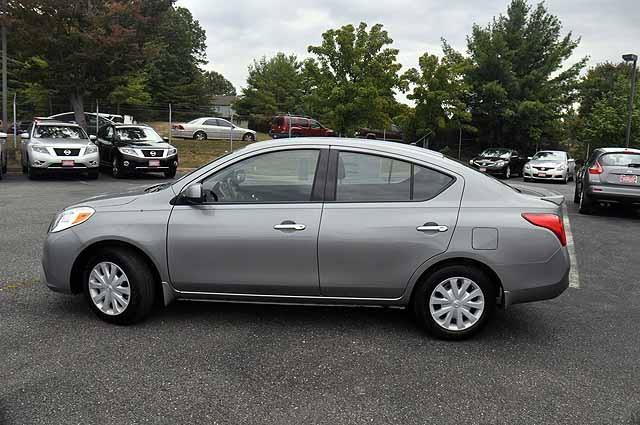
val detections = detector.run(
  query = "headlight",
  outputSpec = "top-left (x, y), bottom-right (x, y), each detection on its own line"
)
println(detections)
top-left (118, 147), bottom-right (138, 157)
top-left (49, 207), bottom-right (95, 233)
top-left (85, 144), bottom-right (98, 154)
top-left (524, 163), bottom-right (531, 169)
top-left (167, 148), bottom-right (177, 156)
top-left (31, 145), bottom-right (49, 154)
top-left (496, 160), bottom-right (506, 166)
top-left (469, 160), bottom-right (474, 165)
top-left (557, 163), bottom-right (566, 170)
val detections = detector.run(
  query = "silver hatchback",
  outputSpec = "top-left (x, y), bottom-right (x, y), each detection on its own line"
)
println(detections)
top-left (41, 138), bottom-right (570, 339)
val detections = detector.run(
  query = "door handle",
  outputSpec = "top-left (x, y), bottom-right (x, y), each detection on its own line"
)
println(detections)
top-left (274, 223), bottom-right (306, 231)
top-left (417, 224), bottom-right (448, 232)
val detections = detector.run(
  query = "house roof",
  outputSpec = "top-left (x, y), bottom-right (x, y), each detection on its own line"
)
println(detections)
top-left (211, 95), bottom-right (237, 106)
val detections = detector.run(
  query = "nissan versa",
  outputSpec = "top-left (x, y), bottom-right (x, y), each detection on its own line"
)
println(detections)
top-left (41, 138), bottom-right (570, 339)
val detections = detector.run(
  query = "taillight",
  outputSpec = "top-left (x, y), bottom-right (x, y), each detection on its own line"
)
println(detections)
top-left (522, 213), bottom-right (567, 246)
top-left (588, 161), bottom-right (603, 174)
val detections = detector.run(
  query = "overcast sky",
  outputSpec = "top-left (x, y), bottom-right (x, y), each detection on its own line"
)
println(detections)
top-left (177, 0), bottom-right (640, 99)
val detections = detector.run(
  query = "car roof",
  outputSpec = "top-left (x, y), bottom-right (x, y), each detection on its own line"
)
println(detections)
top-left (596, 147), bottom-right (640, 154)
top-left (34, 119), bottom-right (80, 127)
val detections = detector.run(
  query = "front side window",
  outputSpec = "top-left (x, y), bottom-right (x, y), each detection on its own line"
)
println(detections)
top-left (335, 152), bottom-right (453, 202)
top-left (202, 149), bottom-right (320, 203)
top-left (217, 119), bottom-right (233, 128)
top-left (310, 120), bottom-right (322, 129)
top-left (34, 125), bottom-right (87, 139)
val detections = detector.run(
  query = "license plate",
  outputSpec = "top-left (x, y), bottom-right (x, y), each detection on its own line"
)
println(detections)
top-left (619, 175), bottom-right (638, 184)
top-left (479, 167), bottom-right (487, 172)
top-left (61, 160), bottom-right (75, 167)
top-left (536, 173), bottom-right (546, 177)
top-left (149, 160), bottom-right (160, 167)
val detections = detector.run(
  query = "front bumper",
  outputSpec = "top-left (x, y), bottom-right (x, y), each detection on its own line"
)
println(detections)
top-left (119, 153), bottom-right (178, 172)
top-left (41, 229), bottom-right (84, 294)
top-left (523, 168), bottom-right (567, 180)
top-left (30, 150), bottom-right (99, 170)
top-left (470, 163), bottom-right (508, 175)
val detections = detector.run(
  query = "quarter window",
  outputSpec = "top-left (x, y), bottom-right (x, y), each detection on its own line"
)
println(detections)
top-left (335, 152), bottom-right (453, 202)
top-left (202, 150), bottom-right (320, 203)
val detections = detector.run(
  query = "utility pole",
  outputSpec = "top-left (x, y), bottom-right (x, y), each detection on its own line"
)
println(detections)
top-left (2, 0), bottom-right (8, 132)
top-left (623, 54), bottom-right (638, 148)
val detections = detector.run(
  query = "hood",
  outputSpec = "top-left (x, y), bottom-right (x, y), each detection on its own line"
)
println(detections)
top-left (474, 156), bottom-right (508, 161)
top-left (72, 186), bottom-right (154, 208)
top-left (33, 138), bottom-right (92, 146)
top-left (527, 159), bottom-right (564, 167)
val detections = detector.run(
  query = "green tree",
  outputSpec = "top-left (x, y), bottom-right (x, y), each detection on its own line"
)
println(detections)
top-left (463, 0), bottom-right (586, 152)
top-left (10, 0), bottom-right (172, 127)
top-left (234, 53), bottom-right (305, 127)
top-left (305, 22), bottom-right (405, 135)
top-left (404, 41), bottom-right (473, 143)
top-left (578, 62), bottom-right (640, 149)
top-left (203, 70), bottom-right (236, 97)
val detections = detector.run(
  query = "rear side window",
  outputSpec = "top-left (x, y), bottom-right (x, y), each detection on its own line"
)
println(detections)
top-left (203, 119), bottom-right (218, 126)
top-left (599, 153), bottom-right (640, 166)
top-left (335, 152), bottom-right (453, 202)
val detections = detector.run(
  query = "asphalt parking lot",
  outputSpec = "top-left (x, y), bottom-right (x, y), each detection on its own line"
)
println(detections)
top-left (1, 172), bottom-right (640, 424)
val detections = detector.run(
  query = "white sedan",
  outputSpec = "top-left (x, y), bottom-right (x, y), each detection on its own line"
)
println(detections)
top-left (171, 117), bottom-right (256, 142)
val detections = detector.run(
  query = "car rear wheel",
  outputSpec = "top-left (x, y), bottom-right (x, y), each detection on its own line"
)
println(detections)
top-left (579, 188), bottom-right (594, 214)
top-left (82, 247), bottom-right (156, 325)
top-left (242, 133), bottom-right (255, 142)
top-left (164, 167), bottom-right (177, 179)
top-left (412, 265), bottom-right (495, 340)
top-left (193, 131), bottom-right (207, 141)
top-left (112, 158), bottom-right (124, 179)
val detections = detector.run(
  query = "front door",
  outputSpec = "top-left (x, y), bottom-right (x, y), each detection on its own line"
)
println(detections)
top-left (167, 148), bottom-right (327, 295)
top-left (318, 149), bottom-right (463, 298)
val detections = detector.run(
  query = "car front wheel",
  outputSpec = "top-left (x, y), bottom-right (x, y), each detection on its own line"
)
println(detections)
top-left (112, 158), bottom-right (124, 179)
top-left (193, 131), bottom-right (207, 141)
top-left (413, 265), bottom-right (495, 340)
top-left (82, 247), bottom-right (156, 325)
top-left (242, 133), bottom-right (255, 142)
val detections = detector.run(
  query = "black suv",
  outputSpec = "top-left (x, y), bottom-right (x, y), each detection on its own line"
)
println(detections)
top-left (469, 148), bottom-right (526, 179)
top-left (96, 124), bottom-right (179, 178)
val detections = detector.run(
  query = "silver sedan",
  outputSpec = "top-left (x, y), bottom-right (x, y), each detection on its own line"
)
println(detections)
top-left (523, 150), bottom-right (576, 183)
top-left (171, 117), bottom-right (256, 142)
top-left (41, 138), bottom-right (570, 339)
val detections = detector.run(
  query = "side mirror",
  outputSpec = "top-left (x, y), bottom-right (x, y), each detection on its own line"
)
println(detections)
top-left (89, 135), bottom-right (97, 141)
top-left (527, 156), bottom-right (532, 160)
top-left (182, 183), bottom-right (203, 204)
top-left (163, 137), bottom-right (170, 142)
top-left (21, 132), bottom-right (30, 139)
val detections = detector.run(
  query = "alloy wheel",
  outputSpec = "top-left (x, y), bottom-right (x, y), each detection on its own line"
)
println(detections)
top-left (429, 277), bottom-right (485, 331)
top-left (88, 261), bottom-right (131, 316)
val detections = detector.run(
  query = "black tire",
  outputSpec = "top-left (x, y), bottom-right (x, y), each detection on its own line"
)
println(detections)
top-left (503, 166), bottom-right (511, 179)
top-left (242, 133), bottom-right (255, 142)
top-left (193, 131), bottom-right (207, 141)
top-left (164, 167), bottom-right (177, 179)
top-left (523, 176), bottom-right (530, 182)
top-left (112, 157), bottom-right (124, 179)
top-left (87, 169), bottom-right (99, 180)
top-left (573, 184), bottom-right (580, 204)
top-left (578, 188), bottom-right (594, 215)
top-left (82, 247), bottom-right (157, 325)
top-left (27, 163), bottom-right (40, 180)
top-left (412, 264), bottom-right (496, 340)
top-left (22, 163), bottom-right (27, 174)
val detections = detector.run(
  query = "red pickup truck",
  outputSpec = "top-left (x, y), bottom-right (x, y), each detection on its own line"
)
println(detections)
top-left (354, 124), bottom-right (404, 143)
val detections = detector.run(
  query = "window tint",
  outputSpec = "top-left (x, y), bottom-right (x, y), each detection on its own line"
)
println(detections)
top-left (413, 165), bottom-right (454, 200)
top-left (336, 152), bottom-right (411, 201)
top-left (293, 118), bottom-right (309, 127)
top-left (599, 152), bottom-right (640, 166)
top-left (335, 152), bottom-right (453, 202)
top-left (202, 150), bottom-right (320, 203)
top-left (203, 119), bottom-right (218, 126)
top-left (310, 120), bottom-right (322, 129)
top-left (217, 119), bottom-right (233, 128)
top-left (272, 117), bottom-right (284, 126)
top-left (105, 126), bottom-right (114, 139)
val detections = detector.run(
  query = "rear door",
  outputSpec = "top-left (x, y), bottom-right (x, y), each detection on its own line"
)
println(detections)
top-left (317, 148), bottom-right (463, 298)
top-left (599, 152), bottom-right (640, 187)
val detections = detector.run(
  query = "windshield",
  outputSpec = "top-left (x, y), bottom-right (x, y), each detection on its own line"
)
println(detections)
top-left (116, 127), bottom-right (164, 143)
top-left (533, 151), bottom-right (566, 161)
top-left (34, 125), bottom-right (87, 139)
top-left (480, 149), bottom-right (510, 158)
top-left (600, 152), bottom-right (640, 166)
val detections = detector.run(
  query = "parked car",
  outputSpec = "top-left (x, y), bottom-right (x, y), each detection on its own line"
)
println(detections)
top-left (96, 124), bottom-right (179, 179)
top-left (20, 120), bottom-right (99, 179)
top-left (48, 112), bottom-right (116, 136)
top-left (523, 150), bottom-right (575, 183)
top-left (0, 132), bottom-right (7, 180)
top-left (468, 148), bottom-right (525, 179)
top-left (9, 121), bottom-right (31, 133)
top-left (574, 147), bottom-right (640, 214)
top-left (269, 115), bottom-right (334, 139)
top-left (171, 117), bottom-right (256, 142)
top-left (41, 138), bottom-right (570, 339)
top-left (354, 124), bottom-right (404, 143)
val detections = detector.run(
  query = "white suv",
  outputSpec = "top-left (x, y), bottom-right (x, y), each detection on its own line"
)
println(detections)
top-left (20, 120), bottom-right (100, 179)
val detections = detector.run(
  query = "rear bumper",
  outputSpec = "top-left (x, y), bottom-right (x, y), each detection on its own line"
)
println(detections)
top-left (587, 184), bottom-right (640, 203)
top-left (503, 270), bottom-right (569, 307)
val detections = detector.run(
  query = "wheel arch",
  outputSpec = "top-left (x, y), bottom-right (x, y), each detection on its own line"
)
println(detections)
top-left (70, 239), bottom-right (165, 307)
top-left (407, 256), bottom-right (504, 307)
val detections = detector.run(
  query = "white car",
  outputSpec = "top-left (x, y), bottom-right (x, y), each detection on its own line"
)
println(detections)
top-left (0, 132), bottom-right (7, 180)
top-left (20, 120), bottom-right (100, 180)
top-left (171, 117), bottom-right (256, 142)
top-left (523, 150), bottom-right (576, 184)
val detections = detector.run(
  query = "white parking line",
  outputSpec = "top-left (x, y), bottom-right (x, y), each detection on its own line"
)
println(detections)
top-left (563, 203), bottom-right (581, 288)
